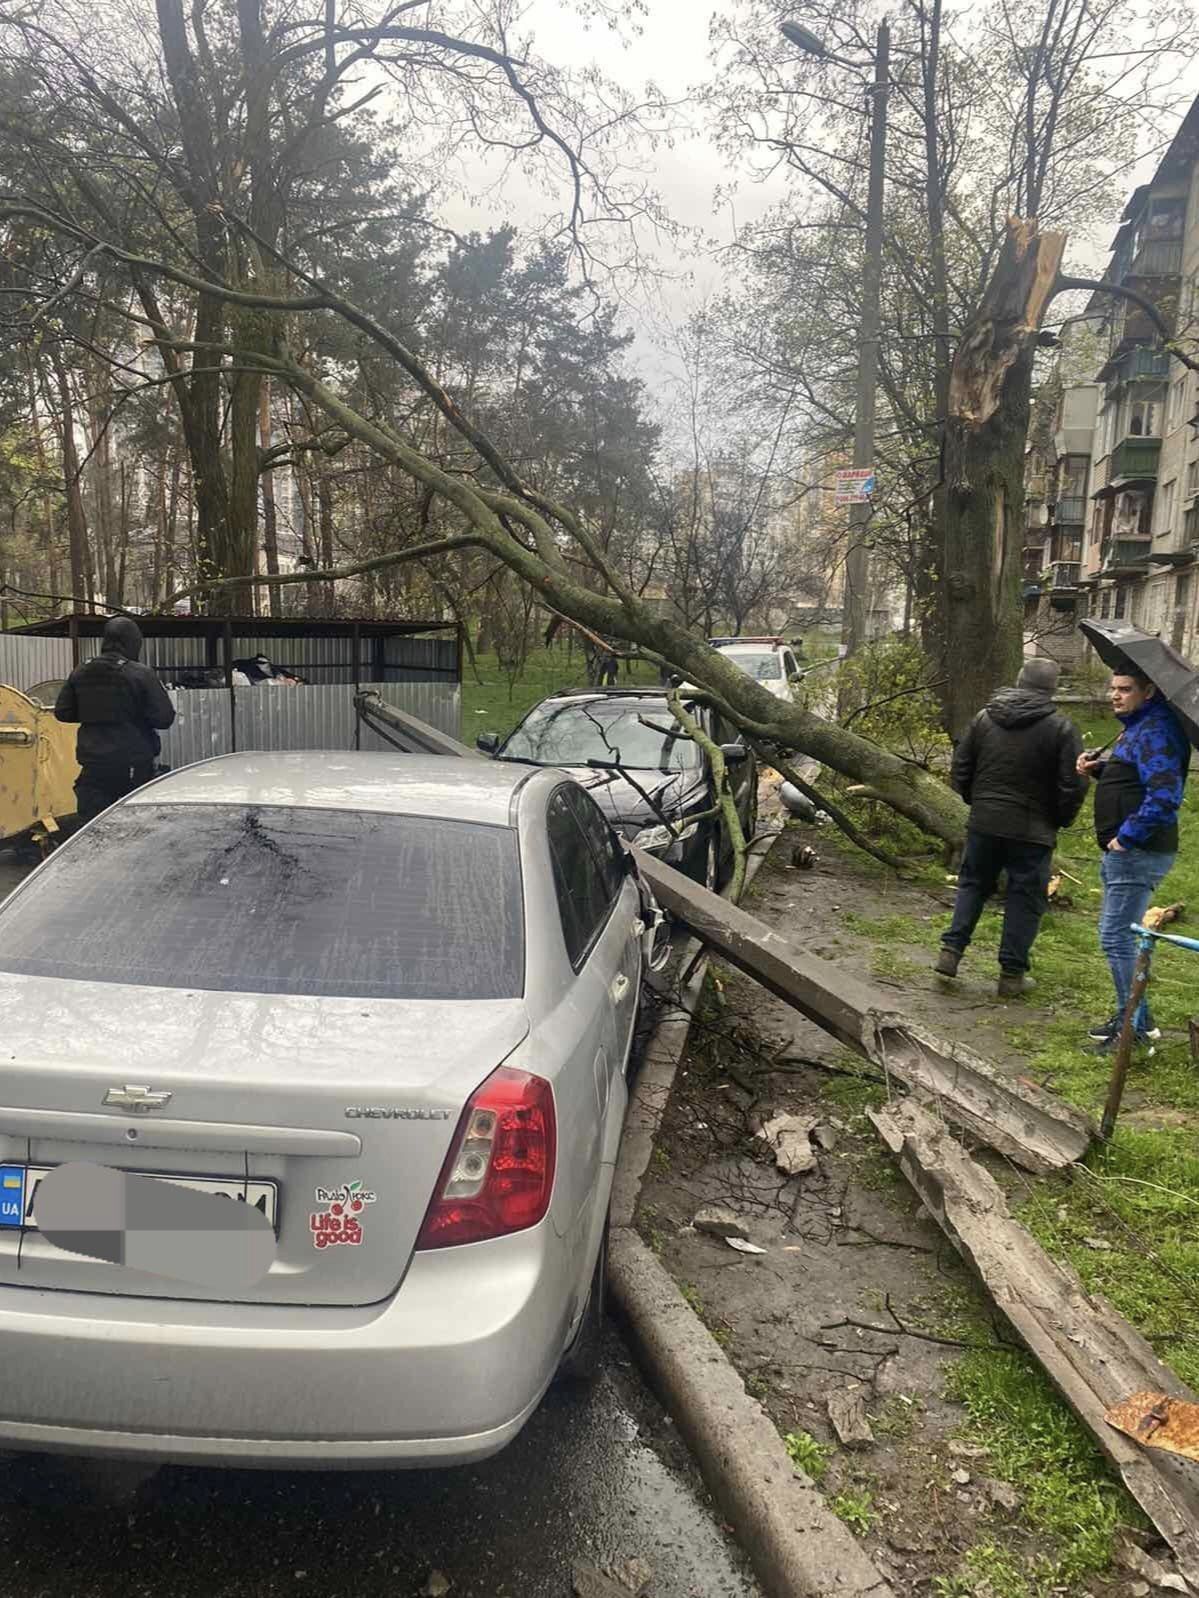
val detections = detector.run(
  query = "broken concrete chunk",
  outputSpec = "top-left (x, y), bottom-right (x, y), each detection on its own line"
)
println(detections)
top-left (693, 1205), bottom-right (749, 1242)
top-left (827, 1389), bottom-right (874, 1447)
top-left (813, 1123), bottom-right (839, 1152)
top-left (1083, 1236), bottom-right (1113, 1251)
top-left (979, 1477), bottom-right (1020, 1512)
top-left (612, 1556), bottom-right (654, 1595)
top-left (725, 1236), bottom-right (767, 1255)
top-left (948, 1441), bottom-right (988, 1459)
top-left (951, 1468), bottom-right (971, 1486)
top-left (758, 1112), bottom-right (818, 1176)
top-left (421, 1573), bottom-right (452, 1598)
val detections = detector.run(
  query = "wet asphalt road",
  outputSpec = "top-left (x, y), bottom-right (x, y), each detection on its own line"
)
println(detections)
top-left (0, 1332), bottom-right (760, 1598)
top-left (0, 849), bottom-right (761, 1598)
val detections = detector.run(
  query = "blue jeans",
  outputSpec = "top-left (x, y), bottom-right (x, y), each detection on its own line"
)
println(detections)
top-left (1098, 848), bottom-right (1175, 1030)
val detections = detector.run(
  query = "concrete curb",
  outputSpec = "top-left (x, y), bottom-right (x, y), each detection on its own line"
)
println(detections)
top-left (610, 825), bottom-right (897, 1598)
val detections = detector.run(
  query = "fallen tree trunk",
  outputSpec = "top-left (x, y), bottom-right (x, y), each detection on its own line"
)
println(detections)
top-left (634, 849), bottom-right (1094, 1173)
top-left (872, 1099), bottom-right (1199, 1590)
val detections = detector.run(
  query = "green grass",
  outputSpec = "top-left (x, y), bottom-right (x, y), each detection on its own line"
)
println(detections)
top-left (945, 1349), bottom-right (1138, 1587)
top-left (460, 644), bottom-right (658, 740)
top-left (784, 1429), bottom-right (831, 1482)
top-left (830, 1488), bottom-right (877, 1535)
top-left (933, 1544), bottom-right (1035, 1598)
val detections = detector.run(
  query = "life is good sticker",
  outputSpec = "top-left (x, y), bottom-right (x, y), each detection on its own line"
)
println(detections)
top-left (309, 1180), bottom-right (377, 1249)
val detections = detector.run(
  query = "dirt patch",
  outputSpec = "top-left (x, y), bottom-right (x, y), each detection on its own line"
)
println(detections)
top-left (637, 831), bottom-right (1153, 1598)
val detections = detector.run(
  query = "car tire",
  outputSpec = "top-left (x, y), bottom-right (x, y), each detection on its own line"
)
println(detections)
top-left (556, 1217), bottom-right (608, 1385)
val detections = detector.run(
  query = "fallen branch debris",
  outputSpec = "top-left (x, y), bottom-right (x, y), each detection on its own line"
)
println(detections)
top-left (635, 850), bottom-right (1095, 1172)
top-left (871, 1100), bottom-right (1199, 1590)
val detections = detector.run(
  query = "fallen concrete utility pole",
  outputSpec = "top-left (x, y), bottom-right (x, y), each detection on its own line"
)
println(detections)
top-left (635, 850), bottom-right (1094, 1173)
top-left (872, 1100), bottom-right (1199, 1590)
top-left (346, 692), bottom-right (1092, 1172)
top-left (353, 690), bottom-right (484, 760)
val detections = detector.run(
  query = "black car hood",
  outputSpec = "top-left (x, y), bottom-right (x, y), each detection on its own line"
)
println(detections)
top-left (561, 768), bottom-right (708, 838)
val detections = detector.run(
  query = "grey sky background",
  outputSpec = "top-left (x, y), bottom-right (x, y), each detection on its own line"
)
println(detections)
top-left (440, 1), bottom-right (1173, 411)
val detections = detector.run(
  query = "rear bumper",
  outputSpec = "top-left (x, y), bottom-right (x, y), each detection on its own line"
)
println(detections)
top-left (0, 1227), bottom-right (572, 1469)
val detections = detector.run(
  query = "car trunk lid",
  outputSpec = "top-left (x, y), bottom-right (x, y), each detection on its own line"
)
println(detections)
top-left (0, 972), bottom-right (529, 1306)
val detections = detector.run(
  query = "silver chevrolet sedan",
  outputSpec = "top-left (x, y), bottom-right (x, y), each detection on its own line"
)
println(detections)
top-left (0, 752), bottom-right (659, 1468)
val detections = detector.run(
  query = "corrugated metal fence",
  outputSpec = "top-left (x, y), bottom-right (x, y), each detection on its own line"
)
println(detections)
top-left (0, 635), bottom-right (72, 694)
top-left (1, 635), bottom-right (461, 761)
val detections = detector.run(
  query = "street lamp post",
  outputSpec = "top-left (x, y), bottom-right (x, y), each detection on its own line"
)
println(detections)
top-left (780, 18), bottom-right (890, 660)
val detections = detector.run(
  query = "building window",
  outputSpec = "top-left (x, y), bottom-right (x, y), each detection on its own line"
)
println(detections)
top-left (1187, 458), bottom-right (1199, 498)
top-left (1114, 586), bottom-right (1129, 620)
top-left (1176, 572), bottom-right (1192, 615)
top-left (1100, 589), bottom-right (1112, 619)
top-left (1159, 479), bottom-right (1177, 536)
top-left (1168, 379), bottom-right (1187, 431)
top-left (1127, 393), bottom-right (1161, 438)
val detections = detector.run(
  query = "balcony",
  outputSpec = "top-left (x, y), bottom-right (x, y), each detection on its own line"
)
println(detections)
top-left (1102, 536), bottom-right (1152, 575)
top-left (1102, 346), bottom-right (1171, 389)
top-left (1054, 496), bottom-right (1087, 524)
top-left (1049, 561), bottom-right (1081, 609)
top-left (1110, 437), bottom-right (1161, 482)
top-left (1130, 239), bottom-right (1183, 278)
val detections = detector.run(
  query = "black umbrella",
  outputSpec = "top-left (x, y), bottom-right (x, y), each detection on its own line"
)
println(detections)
top-left (1078, 617), bottom-right (1199, 751)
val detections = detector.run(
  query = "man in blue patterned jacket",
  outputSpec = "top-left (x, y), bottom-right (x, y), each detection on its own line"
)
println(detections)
top-left (1077, 668), bottom-right (1190, 1050)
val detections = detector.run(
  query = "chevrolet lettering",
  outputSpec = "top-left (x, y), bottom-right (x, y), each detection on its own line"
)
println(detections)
top-left (345, 1106), bottom-right (454, 1120)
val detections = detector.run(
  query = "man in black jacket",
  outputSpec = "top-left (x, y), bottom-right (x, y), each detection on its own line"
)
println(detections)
top-left (935, 659), bottom-right (1086, 997)
top-left (54, 617), bottom-right (176, 823)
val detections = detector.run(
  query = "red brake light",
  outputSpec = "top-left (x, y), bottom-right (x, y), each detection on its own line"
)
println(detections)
top-left (416, 1067), bottom-right (556, 1250)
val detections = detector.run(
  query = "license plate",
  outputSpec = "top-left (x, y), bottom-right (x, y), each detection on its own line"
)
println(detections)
top-left (0, 1166), bottom-right (278, 1231)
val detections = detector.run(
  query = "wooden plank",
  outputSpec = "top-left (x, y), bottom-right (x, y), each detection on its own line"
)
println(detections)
top-left (871, 1100), bottom-right (1199, 1589)
top-left (635, 849), bottom-right (1094, 1172)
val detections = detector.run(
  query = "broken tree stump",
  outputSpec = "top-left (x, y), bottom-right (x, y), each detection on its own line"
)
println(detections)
top-left (635, 849), bottom-right (1094, 1172)
top-left (871, 1100), bottom-right (1199, 1589)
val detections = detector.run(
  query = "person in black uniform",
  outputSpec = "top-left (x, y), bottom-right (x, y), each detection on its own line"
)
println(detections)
top-left (54, 617), bottom-right (176, 823)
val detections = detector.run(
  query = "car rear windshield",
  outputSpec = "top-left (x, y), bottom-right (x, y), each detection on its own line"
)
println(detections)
top-left (502, 698), bottom-right (702, 771)
top-left (724, 651), bottom-right (781, 681)
top-left (0, 804), bottom-right (524, 1000)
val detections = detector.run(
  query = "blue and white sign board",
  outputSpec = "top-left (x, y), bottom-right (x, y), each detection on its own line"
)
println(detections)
top-left (834, 468), bottom-right (876, 505)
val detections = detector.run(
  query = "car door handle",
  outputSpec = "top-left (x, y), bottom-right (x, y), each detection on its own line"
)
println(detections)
top-left (610, 974), bottom-right (631, 1003)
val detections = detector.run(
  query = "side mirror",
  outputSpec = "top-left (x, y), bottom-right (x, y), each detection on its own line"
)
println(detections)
top-left (720, 741), bottom-right (748, 763)
top-left (475, 732), bottom-right (501, 755)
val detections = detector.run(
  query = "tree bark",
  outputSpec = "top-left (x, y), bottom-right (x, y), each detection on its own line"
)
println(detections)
top-left (52, 356), bottom-right (92, 608)
top-left (259, 382), bottom-right (282, 617)
top-left (937, 220), bottom-right (1065, 736)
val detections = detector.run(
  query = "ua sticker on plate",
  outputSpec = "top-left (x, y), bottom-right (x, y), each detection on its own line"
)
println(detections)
top-left (309, 1180), bottom-right (377, 1249)
top-left (0, 1166), bottom-right (25, 1228)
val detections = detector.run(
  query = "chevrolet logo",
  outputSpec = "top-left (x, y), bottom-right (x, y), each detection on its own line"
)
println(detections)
top-left (102, 1084), bottom-right (173, 1114)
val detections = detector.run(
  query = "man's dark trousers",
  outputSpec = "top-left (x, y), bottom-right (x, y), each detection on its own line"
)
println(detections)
top-left (942, 831), bottom-right (1053, 974)
top-left (74, 760), bottom-right (155, 824)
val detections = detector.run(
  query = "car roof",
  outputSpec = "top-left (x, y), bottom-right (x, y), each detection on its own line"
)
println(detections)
top-left (128, 751), bottom-right (535, 826)
top-left (717, 640), bottom-right (783, 652)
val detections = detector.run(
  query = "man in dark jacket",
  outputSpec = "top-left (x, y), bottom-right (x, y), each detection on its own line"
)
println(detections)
top-left (1076, 667), bottom-right (1189, 1050)
top-left (54, 617), bottom-right (176, 823)
top-left (936, 659), bottom-right (1086, 997)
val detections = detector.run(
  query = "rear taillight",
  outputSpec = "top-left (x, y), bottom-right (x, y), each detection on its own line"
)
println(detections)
top-left (416, 1067), bottom-right (556, 1250)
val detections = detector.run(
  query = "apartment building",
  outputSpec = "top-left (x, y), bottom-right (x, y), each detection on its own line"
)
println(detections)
top-left (1077, 97), bottom-right (1199, 657)
top-left (1022, 381), bottom-right (1100, 666)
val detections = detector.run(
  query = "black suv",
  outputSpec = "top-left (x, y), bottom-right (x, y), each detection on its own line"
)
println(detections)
top-left (477, 688), bottom-right (757, 889)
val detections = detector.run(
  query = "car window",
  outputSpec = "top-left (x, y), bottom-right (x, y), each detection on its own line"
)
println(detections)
top-left (723, 651), bottom-right (782, 682)
top-left (502, 698), bottom-right (702, 771)
top-left (546, 788), bottom-right (610, 967)
top-left (0, 804), bottom-right (524, 1001)
top-left (783, 652), bottom-right (799, 679)
top-left (565, 786), bottom-right (626, 905)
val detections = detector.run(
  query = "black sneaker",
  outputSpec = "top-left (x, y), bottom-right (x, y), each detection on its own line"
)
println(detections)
top-left (1088, 1015), bottom-right (1162, 1044)
top-left (1088, 1030), bottom-right (1157, 1058)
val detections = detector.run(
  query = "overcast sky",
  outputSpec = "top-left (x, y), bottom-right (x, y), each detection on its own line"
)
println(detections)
top-left (438, 0), bottom-right (1172, 404)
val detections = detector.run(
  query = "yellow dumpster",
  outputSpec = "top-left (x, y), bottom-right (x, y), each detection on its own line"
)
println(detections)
top-left (0, 683), bottom-right (79, 853)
